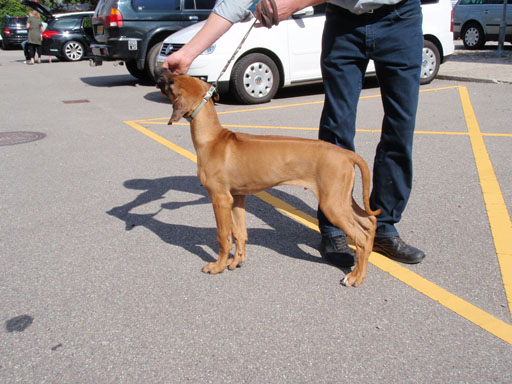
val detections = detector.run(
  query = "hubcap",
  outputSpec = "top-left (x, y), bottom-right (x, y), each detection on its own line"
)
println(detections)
top-left (421, 47), bottom-right (436, 79)
top-left (465, 27), bottom-right (479, 47)
top-left (243, 62), bottom-right (273, 99)
top-left (65, 42), bottom-right (83, 60)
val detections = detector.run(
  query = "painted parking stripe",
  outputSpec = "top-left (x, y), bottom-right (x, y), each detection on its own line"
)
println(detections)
top-left (458, 86), bottom-right (512, 321)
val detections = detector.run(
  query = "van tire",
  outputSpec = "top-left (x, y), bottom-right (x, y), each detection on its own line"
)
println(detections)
top-left (461, 22), bottom-right (485, 50)
top-left (126, 59), bottom-right (150, 81)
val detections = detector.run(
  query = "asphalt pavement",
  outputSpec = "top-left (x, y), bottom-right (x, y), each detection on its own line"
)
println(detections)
top-left (1, 43), bottom-right (511, 383)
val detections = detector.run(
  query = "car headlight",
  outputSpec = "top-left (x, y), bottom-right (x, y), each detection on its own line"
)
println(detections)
top-left (202, 44), bottom-right (215, 55)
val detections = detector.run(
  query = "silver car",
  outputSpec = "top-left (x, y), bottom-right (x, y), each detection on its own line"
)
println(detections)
top-left (453, 0), bottom-right (512, 49)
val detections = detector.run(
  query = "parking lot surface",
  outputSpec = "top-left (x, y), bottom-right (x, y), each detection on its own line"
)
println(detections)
top-left (1, 48), bottom-right (511, 382)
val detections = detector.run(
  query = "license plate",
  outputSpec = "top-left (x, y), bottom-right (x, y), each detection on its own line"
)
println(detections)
top-left (128, 39), bottom-right (137, 51)
top-left (17, 29), bottom-right (27, 34)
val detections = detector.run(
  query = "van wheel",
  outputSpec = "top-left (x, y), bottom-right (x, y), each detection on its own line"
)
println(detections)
top-left (420, 40), bottom-right (440, 85)
top-left (461, 22), bottom-right (485, 50)
top-left (146, 42), bottom-right (163, 83)
top-left (126, 60), bottom-right (150, 81)
top-left (230, 53), bottom-right (280, 104)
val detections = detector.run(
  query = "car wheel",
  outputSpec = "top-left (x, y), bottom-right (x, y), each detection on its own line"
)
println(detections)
top-left (62, 40), bottom-right (84, 61)
top-left (146, 42), bottom-right (163, 83)
top-left (461, 22), bottom-right (485, 50)
top-left (126, 59), bottom-right (150, 81)
top-left (2, 39), bottom-right (9, 50)
top-left (230, 53), bottom-right (280, 104)
top-left (420, 40), bottom-right (440, 85)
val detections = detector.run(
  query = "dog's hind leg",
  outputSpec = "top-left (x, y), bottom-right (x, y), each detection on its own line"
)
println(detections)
top-left (319, 193), bottom-right (376, 287)
top-left (202, 193), bottom-right (234, 274)
top-left (229, 195), bottom-right (247, 270)
top-left (341, 199), bottom-right (377, 287)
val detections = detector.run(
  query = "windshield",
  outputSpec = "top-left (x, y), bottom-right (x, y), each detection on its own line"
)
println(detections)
top-left (7, 17), bottom-right (27, 26)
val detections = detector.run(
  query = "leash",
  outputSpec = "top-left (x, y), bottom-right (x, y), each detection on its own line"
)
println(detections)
top-left (187, 0), bottom-right (279, 121)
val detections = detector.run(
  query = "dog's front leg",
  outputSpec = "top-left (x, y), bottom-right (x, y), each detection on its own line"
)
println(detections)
top-left (229, 195), bottom-right (247, 270)
top-left (202, 193), bottom-right (234, 274)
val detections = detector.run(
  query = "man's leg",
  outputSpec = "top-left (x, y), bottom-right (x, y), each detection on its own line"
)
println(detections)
top-left (369, 0), bottom-right (425, 263)
top-left (317, 4), bottom-right (369, 267)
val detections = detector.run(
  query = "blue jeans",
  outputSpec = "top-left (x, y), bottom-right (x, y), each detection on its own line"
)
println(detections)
top-left (317, 0), bottom-right (423, 239)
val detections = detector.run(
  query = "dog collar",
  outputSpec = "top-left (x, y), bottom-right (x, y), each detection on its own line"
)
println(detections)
top-left (186, 85), bottom-right (216, 122)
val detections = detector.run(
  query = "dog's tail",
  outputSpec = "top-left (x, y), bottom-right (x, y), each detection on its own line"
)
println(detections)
top-left (353, 154), bottom-right (382, 217)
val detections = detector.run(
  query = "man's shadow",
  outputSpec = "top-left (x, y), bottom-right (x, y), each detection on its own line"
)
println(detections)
top-left (107, 176), bottom-right (324, 266)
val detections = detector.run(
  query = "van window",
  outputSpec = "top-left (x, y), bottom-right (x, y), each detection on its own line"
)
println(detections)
top-left (184, 0), bottom-right (216, 9)
top-left (133, 0), bottom-right (181, 10)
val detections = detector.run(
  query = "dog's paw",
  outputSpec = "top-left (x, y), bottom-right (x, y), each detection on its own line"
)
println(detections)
top-left (202, 262), bottom-right (227, 274)
top-left (227, 254), bottom-right (245, 270)
top-left (340, 273), bottom-right (362, 287)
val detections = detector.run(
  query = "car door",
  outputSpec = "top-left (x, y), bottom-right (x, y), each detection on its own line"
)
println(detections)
top-left (81, 15), bottom-right (94, 54)
top-left (287, 6), bottom-right (324, 83)
top-left (480, 0), bottom-right (512, 36)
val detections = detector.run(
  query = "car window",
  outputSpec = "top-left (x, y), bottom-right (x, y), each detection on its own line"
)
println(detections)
top-left (133, 0), bottom-right (181, 10)
top-left (82, 16), bottom-right (92, 29)
top-left (52, 17), bottom-right (80, 29)
top-left (183, 0), bottom-right (216, 9)
top-left (7, 17), bottom-right (27, 26)
top-left (456, 0), bottom-right (506, 4)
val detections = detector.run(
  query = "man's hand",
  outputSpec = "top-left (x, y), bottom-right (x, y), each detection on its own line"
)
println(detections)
top-left (254, 0), bottom-right (324, 27)
top-left (162, 49), bottom-right (193, 75)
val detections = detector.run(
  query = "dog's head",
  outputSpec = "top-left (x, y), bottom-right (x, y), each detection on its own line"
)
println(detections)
top-left (156, 68), bottom-right (218, 125)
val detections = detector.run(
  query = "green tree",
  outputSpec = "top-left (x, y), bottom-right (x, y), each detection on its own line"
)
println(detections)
top-left (1, 0), bottom-right (97, 21)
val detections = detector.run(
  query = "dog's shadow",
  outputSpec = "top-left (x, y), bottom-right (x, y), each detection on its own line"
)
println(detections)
top-left (107, 176), bottom-right (327, 266)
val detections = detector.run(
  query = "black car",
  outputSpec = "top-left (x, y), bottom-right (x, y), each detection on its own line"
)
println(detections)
top-left (90, 0), bottom-right (215, 82)
top-left (23, 1), bottom-right (95, 61)
top-left (1, 15), bottom-right (28, 49)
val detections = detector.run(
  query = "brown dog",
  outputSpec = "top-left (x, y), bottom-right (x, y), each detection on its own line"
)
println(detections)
top-left (157, 70), bottom-right (380, 287)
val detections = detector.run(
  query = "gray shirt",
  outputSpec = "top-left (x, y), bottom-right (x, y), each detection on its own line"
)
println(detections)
top-left (213, 0), bottom-right (403, 23)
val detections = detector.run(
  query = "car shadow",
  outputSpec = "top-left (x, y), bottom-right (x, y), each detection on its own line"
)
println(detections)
top-left (81, 74), bottom-right (155, 87)
top-left (106, 175), bottom-right (324, 266)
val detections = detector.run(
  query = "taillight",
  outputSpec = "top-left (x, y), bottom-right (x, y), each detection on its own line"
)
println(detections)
top-left (42, 30), bottom-right (58, 39)
top-left (450, 8), bottom-right (454, 33)
top-left (4, 27), bottom-right (11, 36)
top-left (106, 8), bottom-right (123, 27)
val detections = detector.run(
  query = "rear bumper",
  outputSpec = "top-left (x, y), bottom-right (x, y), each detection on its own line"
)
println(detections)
top-left (3, 35), bottom-right (27, 45)
top-left (90, 38), bottom-right (140, 62)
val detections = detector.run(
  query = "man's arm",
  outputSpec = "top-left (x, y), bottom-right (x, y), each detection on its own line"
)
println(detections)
top-left (163, 12), bottom-right (233, 73)
top-left (163, 0), bottom-right (326, 74)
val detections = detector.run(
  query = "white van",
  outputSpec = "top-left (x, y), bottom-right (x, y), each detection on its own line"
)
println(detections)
top-left (156, 0), bottom-right (454, 104)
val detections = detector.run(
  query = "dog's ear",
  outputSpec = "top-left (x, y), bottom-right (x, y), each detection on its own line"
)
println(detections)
top-left (168, 98), bottom-right (188, 125)
top-left (156, 67), bottom-right (173, 96)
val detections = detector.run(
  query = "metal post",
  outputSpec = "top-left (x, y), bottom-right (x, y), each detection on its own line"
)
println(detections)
top-left (497, 0), bottom-right (508, 57)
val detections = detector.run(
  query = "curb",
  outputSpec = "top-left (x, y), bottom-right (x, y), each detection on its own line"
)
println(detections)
top-left (437, 74), bottom-right (512, 85)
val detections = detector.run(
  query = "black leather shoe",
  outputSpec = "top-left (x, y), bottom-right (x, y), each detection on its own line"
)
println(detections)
top-left (320, 236), bottom-right (356, 268)
top-left (373, 236), bottom-right (425, 264)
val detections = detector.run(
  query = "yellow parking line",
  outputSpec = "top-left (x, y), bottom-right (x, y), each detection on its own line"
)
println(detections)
top-left (458, 86), bottom-right (512, 319)
top-left (123, 118), bottom-right (512, 344)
